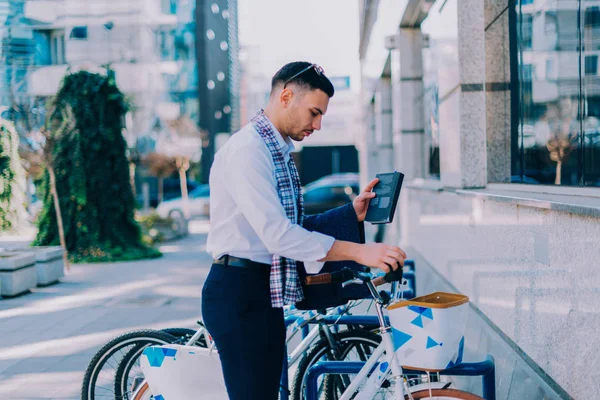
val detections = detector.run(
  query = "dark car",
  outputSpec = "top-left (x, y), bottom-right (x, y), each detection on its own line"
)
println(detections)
top-left (136, 177), bottom-right (201, 208)
top-left (303, 173), bottom-right (360, 215)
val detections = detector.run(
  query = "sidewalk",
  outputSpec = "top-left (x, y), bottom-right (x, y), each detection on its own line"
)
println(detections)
top-left (0, 220), bottom-right (213, 400)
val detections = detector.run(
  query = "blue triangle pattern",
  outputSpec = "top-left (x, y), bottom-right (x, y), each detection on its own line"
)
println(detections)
top-left (163, 348), bottom-right (177, 357)
top-left (422, 308), bottom-right (434, 320)
top-left (456, 336), bottom-right (465, 364)
top-left (143, 347), bottom-right (177, 367)
top-left (143, 347), bottom-right (166, 367)
top-left (392, 328), bottom-right (413, 350)
top-left (444, 336), bottom-right (465, 369)
top-left (411, 315), bottom-right (424, 328)
top-left (408, 305), bottom-right (428, 315)
top-left (426, 336), bottom-right (439, 349)
top-left (155, 396), bottom-right (165, 400)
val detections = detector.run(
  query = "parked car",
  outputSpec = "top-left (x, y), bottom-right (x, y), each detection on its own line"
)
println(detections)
top-left (302, 173), bottom-right (360, 215)
top-left (136, 178), bottom-right (201, 208)
top-left (156, 184), bottom-right (210, 220)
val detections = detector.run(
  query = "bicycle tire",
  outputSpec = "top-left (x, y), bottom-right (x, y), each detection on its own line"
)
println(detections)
top-left (290, 329), bottom-right (381, 400)
top-left (81, 329), bottom-right (176, 400)
top-left (114, 328), bottom-right (202, 399)
top-left (405, 388), bottom-right (485, 399)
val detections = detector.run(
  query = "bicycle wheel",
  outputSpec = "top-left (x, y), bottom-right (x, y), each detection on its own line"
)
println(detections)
top-left (114, 328), bottom-right (202, 399)
top-left (81, 330), bottom-right (176, 400)
top-left (405, 388), bottom-right (484, 399)
top-left (290, 329), bottom-right (381, 400)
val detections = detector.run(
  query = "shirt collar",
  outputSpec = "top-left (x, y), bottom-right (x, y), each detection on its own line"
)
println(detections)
top-left (265, 113), bottom-right (295, 157)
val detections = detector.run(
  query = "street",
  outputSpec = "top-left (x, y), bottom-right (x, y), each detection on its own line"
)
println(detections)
top-left (0, 221), bottom-right (213, 400)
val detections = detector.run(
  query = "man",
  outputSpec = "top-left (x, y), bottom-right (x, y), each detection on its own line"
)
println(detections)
top-left (203, 61), bottom-right (406, 399)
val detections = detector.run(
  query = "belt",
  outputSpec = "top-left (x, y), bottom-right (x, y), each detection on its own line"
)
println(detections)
top-left (214, 255), bottom-right (271, 269)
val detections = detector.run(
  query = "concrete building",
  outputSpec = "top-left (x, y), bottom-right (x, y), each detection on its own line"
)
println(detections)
top-left (1, 0), bottom-right (200, 147)
top-left (359, 1), bottom-right (599, 399)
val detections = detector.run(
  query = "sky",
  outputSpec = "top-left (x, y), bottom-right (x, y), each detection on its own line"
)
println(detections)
top-left (237, 0), bottom-right (361, 91)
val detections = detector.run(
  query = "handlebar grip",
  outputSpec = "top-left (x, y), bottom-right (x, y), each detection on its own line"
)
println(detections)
top-left (383, 266), bottom-right (403, 283)
top-left (304, 274), bottom-right (332, 285)
top-left (304, 268), bottom-right (355, 286)
top-left (372, 266), bottom-right (404, 286)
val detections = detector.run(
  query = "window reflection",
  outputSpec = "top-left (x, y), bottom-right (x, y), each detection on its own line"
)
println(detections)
top-left (514, 0), bottom-right (600, 186)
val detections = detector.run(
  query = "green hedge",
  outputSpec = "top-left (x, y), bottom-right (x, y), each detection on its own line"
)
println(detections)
top-left (34, 70), bottom-right (161, 263)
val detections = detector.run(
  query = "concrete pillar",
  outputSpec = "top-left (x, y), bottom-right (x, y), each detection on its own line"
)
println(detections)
top-left (374, 77), bottom-right (394, 173)
top-left (484, 0), bottom-right (512, 183)
top-left (391, 28), bottom-right (426, 181)
top-left (389, 28), bottom-right (426, 245)
top-left (439, 0), bottom-right (487, 188)
top-left (365, 101), bottom-right (379, 181)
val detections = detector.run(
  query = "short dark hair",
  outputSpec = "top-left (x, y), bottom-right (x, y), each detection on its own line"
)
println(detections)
top-left (271, 61), bottom-right (335, 98)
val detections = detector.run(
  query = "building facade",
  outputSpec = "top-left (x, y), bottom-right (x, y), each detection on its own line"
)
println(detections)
top-left (359, 1), bottom-right (599, 399)
top-left (195, 0), bottom-right (239, 183)
top-left (1, 0), bottom-right (238, 185)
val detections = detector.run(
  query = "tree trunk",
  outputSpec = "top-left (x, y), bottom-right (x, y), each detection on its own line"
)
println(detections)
top-left (179, 166), bottom-right (190, 219)
top-left (48, 165), bottom-right (70, 271)
top-left (555, 161), bottom-right (562, 185)
top-left (158, 176), bottom-right (164, 204)
top-left (129, 162), bottom-right (136, 198)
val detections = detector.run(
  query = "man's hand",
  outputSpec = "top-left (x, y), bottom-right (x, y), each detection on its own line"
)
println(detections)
top-left (320, 241), bottom-right (407, 273)
top-left (353, 178), bottom-right (379, 222)
top-left (356, 243), bottom-right (406, 273)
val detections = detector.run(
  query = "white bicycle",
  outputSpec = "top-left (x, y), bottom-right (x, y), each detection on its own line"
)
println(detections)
top-left (298, 268), bottom-right (485, 400)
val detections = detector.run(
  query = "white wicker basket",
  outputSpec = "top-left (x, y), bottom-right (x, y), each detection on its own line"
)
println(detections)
top-left (387, 292), bottom-right (469, 371)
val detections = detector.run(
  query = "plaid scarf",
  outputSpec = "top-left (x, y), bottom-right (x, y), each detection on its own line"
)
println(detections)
top-left (251, 110), bottom-right (304, 308)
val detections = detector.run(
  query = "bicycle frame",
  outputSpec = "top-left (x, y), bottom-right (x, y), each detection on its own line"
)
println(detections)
top-left (319, 273), bottom-right (413, 400)
top-left (336, 318), bottom-right (406, 399)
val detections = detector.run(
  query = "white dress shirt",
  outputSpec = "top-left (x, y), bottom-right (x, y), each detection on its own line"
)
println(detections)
top-left (206, 120), bottom-right (334, 274)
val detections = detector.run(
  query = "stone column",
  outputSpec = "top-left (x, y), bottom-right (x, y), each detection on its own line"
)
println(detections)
top-left (439, 0), bottom-right (487, 188)
top-left (374, 77), bottom-right (394, 173)
top-left (391, 28), bottom-right (426, 181)
top-left (484, 0), bottom-right (512, 183)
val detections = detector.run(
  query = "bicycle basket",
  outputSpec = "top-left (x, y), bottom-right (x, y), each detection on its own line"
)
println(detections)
top-left (387, 292), bottom-right (469, 371)
top-left (139, 344), bottom-right (228, 399)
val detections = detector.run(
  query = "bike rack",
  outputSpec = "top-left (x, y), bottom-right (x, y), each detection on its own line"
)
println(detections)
top-left (304, 355), bottom-right (496, 400)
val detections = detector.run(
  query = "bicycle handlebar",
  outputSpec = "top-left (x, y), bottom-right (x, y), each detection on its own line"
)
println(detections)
top-left (304, 267), bottom-right (403, 287)
top-left (304, 268), bottom-right (355, 285)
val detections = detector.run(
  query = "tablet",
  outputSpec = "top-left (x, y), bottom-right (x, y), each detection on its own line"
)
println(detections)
top-left (365, 171), bottom-right (404, 224)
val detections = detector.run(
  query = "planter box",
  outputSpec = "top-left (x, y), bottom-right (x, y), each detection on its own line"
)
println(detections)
top-left (11, 246), bottom-right (64, 286)
top-left (0, 251), bottom-right (37, 297)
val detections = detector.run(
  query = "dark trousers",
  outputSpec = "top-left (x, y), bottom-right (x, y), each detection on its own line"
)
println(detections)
top-left (201, 263), bottom-right (285, 400)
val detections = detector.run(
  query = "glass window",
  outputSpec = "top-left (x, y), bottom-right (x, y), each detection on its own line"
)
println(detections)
top-left (585, 6), bottom-right (600, 27)
top-left (69, 26), bottom-right (88, 40)
top-left (585, 55), bottom-right (598, 75)
top-left (512, 0), bottom-right (600, 186)
top-left (583, 1), bottom-right (600, 185)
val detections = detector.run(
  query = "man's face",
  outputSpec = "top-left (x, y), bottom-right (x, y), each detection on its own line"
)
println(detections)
top-left (284, 88), bottom-right (330, 142)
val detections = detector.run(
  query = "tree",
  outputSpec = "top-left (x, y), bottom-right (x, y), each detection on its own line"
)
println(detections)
top-left (143, 152), bottom-right (177, 205)
top-left (162, 116), bottom-right (202, 218)
top-left (542, 98), bottom-right (578, 185)
top-left (34, 70), bottom-right (160, 262)
top-left (0, 118), bottom-right (28, 232)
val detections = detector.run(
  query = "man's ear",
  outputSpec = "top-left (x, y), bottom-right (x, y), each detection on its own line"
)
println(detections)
top-left (279, 87), bottom-right (293, 108)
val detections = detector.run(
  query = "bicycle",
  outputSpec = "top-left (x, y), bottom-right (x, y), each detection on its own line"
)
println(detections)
top-left (127, 270), bottom-right (409, 400)
top-left (297, 268), bottom-right (485, 400)
top-left (81, 267), bottom-right (414, 399)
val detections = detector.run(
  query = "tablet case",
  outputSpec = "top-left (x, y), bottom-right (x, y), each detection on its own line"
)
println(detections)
top-left (365, 171), bottom-right (404, 224)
